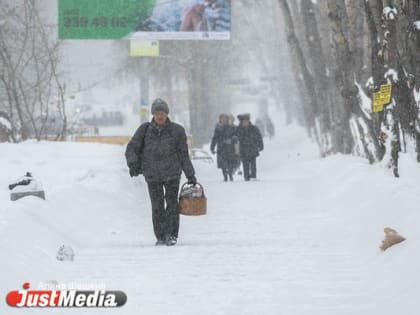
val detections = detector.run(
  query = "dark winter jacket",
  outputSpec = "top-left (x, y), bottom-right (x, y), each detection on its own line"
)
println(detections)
top-left (125, 119), bottom-right (195, 182)
top-left (210, 123), bottom-right (238, 169)
top-left (235, 123), bottom-right (264, 160)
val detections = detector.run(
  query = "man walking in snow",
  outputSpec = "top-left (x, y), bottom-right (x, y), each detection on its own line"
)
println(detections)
top-left (125, 99), bottom-right (197, 246)
top-left (236, 113), bottom-right (264, 181)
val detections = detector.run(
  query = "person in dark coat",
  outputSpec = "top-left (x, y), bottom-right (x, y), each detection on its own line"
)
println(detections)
top-left (236, 113), bottom-right (264, 181)
top-left (125, 98), bottom-right (197, 246)
top-left (210, 114), bottom-right (238, 181)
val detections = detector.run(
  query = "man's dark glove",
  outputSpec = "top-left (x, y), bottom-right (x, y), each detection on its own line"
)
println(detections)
top-left (129, 163), bottom-right (142, 177)
top-left (211, 149), bottom-right (216, 154)
top-left (187, 175), bottom-right (197, 185)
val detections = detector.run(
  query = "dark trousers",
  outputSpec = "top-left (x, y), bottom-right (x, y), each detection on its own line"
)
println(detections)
top-left (147, 178), bottom-right (180, 241)
top-left (222, 168), bottom-right (233, 181)
top-left (242, 157), bottom-right (257, 181)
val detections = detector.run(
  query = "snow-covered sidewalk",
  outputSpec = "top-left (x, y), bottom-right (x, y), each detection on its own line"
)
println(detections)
top-left (1, 123), bottom-right (420, 315)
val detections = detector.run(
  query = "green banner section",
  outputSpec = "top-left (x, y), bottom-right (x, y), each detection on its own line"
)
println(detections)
top-left (58, 0), bottom-right (155, 39)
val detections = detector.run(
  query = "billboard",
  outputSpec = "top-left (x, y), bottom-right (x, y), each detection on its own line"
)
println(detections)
top-left (58, 0), bottom-right (231, 40)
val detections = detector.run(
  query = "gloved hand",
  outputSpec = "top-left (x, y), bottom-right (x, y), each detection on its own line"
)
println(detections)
top-left (211, 149), bottom-right (216, 154)
top-left (129, 163), bottom-right (142, 177)
top-left (187, 175), bottom-right (197, 185)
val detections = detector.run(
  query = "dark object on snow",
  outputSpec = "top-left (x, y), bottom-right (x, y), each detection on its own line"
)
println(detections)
top-left (56, 245), bottom-right (75, 261)
top-left (10, 191), bottom-right (45, 201)
top-left (8, 172), bottom-right (32, 190)
top-left (179, 182), bottom-right (207, 216)
top-left (9, 172), bottom-right (45, 201)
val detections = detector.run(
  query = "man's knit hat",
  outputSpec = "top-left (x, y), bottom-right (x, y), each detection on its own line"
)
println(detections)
top-left (151, 98), bottom-right (169, 114)
top-left (237, 113), bottom-right (251, 121)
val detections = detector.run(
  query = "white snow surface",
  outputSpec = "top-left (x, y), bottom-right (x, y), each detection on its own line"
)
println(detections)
top-left (1, 115), bottom-right (420, 314)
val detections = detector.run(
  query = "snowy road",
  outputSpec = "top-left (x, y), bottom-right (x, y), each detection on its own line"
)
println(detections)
top-left (64, 179), bottom-right (370, 315)
top-left (1, 122), bottom-right (420, 314)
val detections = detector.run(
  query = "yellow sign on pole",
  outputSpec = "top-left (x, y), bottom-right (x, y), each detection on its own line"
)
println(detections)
top-left (140, 107), bottom-right (148, 121)
top-left (373, 83), bottom-right (392, 113)
top-left (130, 40), bottom-right (159, 57)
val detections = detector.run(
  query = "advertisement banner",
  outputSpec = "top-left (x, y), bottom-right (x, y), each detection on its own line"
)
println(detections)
top-left (58, 0), bottom-right (231, 40)
top-left (130, 40), bottom-right (160, 57)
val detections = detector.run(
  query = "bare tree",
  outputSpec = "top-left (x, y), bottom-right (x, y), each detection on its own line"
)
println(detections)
top-left (278, 0), bottom-right (323, 150)
top-left (276, 0), bottom-right (420, 176)
top-left (0, 0), bottom-right (66, 142)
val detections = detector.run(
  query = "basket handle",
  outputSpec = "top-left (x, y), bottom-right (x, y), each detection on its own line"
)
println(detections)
top-left (180, 182), bottom-right (205, 197)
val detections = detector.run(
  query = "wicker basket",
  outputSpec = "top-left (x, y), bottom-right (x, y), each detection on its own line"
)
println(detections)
top-left (179, 182), bottom-right (207, 216)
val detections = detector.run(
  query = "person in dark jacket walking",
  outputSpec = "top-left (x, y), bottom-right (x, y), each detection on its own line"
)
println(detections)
top-left (236, 113), bottom-right (264, 181)
top-left (210, 114), bottom-right (238, 181)
top-left (125, 99), bottom-right (197, 246)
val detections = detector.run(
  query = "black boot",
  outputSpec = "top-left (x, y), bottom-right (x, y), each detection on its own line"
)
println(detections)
top-left (222, 169), bottom-right (228, 182)
top-left (166, 236), bottom-right (177, 246)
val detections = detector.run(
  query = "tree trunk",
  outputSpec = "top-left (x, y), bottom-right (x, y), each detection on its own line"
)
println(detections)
top-left (326, 0), bottom-right (357, 154)
top-left (346, 0), bottom-right (368, 82)
top-left (301, 0), bottom-right (337, 154)
top-left (278, 0), bottom-right (322, 148)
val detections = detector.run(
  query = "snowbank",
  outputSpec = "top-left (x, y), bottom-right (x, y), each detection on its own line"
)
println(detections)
top-left (1, 119), bottom-right (420, 314)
